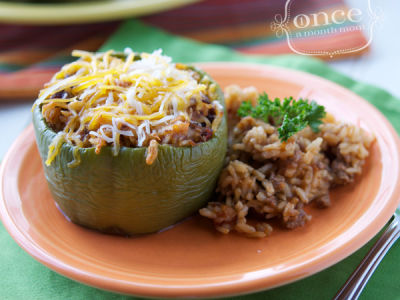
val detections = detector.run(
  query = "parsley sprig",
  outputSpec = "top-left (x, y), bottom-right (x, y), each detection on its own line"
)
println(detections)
top-left (237, 93), bottom-right (326, 141)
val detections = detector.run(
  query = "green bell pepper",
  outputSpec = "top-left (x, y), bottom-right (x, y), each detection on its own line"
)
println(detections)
top-left (32, 68), bottom-right (227, 235)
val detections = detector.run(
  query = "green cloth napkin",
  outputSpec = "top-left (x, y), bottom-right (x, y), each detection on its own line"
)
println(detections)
top-left (1, 19), bottom-right (400, 300)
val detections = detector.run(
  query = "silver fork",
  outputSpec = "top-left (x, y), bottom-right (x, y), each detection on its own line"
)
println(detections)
top-left (334, 212), bottom-right (400, 300)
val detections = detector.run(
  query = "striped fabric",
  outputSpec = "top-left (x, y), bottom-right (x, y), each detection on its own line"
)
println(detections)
top-left (143, 0), bottom-right (368, 56)
top-left (0, 0), bottom-right (367, 100)
top-left (0, 22), bottom-right (119, 99)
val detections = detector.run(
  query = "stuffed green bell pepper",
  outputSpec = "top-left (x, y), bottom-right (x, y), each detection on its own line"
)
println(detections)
top-left (32, 49), bottom-right (227, 235)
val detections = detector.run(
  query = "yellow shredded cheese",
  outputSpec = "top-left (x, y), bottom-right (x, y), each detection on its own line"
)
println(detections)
top-left (67, 147), bottom-right (81, 168)
top-left (36, 48), bottom-right (222, 166)
top-left (45, 132), bottom-right (65, 166)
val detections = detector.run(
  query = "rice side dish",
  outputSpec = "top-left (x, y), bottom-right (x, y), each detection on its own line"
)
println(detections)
top-left (200, 85), bottom-right (374, 238)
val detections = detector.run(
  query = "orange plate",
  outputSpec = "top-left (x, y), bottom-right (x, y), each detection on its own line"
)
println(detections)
top-left (1, 63), bottom-right (400, 298)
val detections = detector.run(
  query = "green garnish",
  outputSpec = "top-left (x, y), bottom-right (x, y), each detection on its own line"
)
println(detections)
top-left (237, 93), bottom-right (326, 141)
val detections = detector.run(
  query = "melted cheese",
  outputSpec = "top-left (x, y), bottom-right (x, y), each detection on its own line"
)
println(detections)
top-left (37, 49), bottom-right (218, 166)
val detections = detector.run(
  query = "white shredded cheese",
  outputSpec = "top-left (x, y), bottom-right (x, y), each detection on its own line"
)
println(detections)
top-left (38, 49), bottom-right (219, 166)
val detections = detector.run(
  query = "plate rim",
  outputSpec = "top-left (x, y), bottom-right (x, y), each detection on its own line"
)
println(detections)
top-left (1, 62), bottom-right (400, 298)
top-left (0, 0), bottom-right (199, 25)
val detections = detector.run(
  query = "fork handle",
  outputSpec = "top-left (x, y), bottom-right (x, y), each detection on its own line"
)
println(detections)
top-left (334, 214), bottom-right (400, 300)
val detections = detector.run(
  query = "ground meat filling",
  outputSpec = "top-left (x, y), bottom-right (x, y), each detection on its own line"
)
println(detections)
top-left (199, 85), bottom-right (374, 238)
top-left (37, 50), bottom-right (224, 166)
top-left (42, 87), bottom-right (217, 148)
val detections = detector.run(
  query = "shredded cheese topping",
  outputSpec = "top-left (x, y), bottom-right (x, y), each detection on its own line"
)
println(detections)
top-left (35, 49), bottom-right (223, 166)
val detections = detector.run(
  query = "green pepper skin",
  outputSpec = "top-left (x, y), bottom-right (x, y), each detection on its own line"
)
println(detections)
top-left (32, 73), bottom-right (227, 235)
